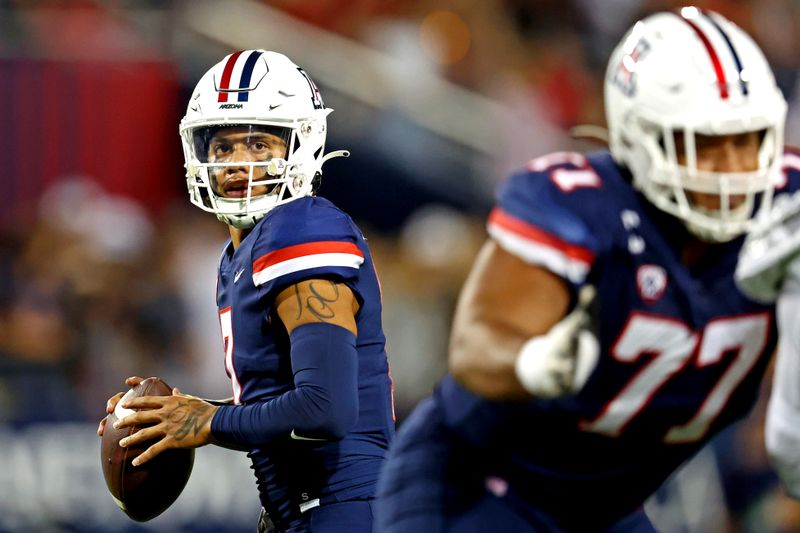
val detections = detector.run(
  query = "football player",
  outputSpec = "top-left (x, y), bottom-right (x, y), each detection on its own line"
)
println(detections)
top-left (736, 187), bottom-right (800, 500)
top-left (376, 8), bottom-right (794, 532)
top-left (98, 50), bottom-right (395, 532)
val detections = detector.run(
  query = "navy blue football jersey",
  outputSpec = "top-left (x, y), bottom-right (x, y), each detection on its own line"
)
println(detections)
top-left (215, 196), bottom-right (394, 525)
top-left (437, 150), bottom-right (800, 527)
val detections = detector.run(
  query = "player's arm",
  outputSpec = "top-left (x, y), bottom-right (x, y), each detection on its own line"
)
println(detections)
top-left (450, 240), bottom-right (573, 400)
top-left (113, 280), bottom-right (361, 464)
top-left (766, 272), bottom-right (800, 499)
top-left (274, 278), bottom-right (360, 335)
top-left (210, 278), bottom-right (361, 447)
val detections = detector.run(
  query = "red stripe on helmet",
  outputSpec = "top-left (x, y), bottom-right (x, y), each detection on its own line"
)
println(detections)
top-left (677, 14), bottom-right (729, 99)
top-left (217, 50), bottom-right (244, 103)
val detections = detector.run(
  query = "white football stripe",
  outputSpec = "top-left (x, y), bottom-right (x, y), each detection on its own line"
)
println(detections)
top-left (114, 389), bottom-right (137, 420)
top-left (253, 252), bottom-right (364, 287)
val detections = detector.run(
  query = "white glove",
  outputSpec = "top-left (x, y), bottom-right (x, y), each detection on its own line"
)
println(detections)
top-left (515, 285), bottom-right (599, 398)
top-left (736, 191), bottom-right (800, 303)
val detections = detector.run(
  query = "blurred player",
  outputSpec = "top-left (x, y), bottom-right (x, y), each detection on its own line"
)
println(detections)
top-left (376, 8), bottom-right (794, 532)
top-left (98, 50), bottom-right (394, 532)
top-left (736, 188), bottom-right (800, 501)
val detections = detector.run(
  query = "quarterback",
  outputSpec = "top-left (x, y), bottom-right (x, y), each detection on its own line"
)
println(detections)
top-left (100, 50), bottom-right (395, 532)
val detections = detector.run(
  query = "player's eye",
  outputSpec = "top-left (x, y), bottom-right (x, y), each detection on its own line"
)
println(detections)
top-left (212, 143), bottom-right (231, 155)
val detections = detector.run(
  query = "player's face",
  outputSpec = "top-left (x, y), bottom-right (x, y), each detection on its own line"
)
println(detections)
top-left (207, 126), bottom-right (288, 199)
top-left (674, 131), bottom-right (762, 211)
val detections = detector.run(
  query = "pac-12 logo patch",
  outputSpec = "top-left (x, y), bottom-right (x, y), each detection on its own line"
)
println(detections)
top-left (636, 264), bottom-right (667, 304)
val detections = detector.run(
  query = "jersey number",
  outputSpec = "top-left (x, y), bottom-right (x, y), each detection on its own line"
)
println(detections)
top-left (579, 313), bottom-right (770, 443)
top-left (219, 307), bottom-right (242, 404)
top-left (526, 152), bottom-right (601, 192)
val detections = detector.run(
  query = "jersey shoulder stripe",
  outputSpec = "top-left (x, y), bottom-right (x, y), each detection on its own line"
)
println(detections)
top-left (252, 241), bottom-right (364, 287)
top-left (487, 207), bottom-right (594, 283)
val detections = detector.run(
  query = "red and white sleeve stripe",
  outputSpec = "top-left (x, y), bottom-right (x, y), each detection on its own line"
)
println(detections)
top-left (487, 208), bottom-right (594, 284)
top-left (252, 241), bottom-right (364, 287)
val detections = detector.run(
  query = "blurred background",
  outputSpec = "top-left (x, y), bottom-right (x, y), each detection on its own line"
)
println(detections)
top-left (1, 0), bottom-right (800, 531)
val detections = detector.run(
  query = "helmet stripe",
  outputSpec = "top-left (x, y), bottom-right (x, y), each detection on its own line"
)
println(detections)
top-left (217, 50), bottom-right (244, 103)
top-left (676, 13), bottom-right (729, 99)
top-left (237, 50), bottom-right (264, 102)
top-left (701, 10), bottom-right (748, 96)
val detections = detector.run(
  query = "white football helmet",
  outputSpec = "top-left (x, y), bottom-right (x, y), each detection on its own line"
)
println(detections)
top-left (605, 8), bottom-right (787, 242)
top-left (180, 50), bottom-right (348, 229)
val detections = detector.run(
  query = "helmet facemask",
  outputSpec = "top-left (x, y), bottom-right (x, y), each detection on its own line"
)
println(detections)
top-left (182, 122), bottom-right (323, 229)
top-left (630, 117), bottom-right (783, 242)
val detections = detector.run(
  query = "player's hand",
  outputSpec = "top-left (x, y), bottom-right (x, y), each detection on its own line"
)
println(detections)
top-left (737, 190), bottom-right (800, 303)
top-left (113, 387), bottom-right (218, 466)
top-left (97, 376), bottom-right (145, 437)
top-left (515, 285), bottom-right (599, 398)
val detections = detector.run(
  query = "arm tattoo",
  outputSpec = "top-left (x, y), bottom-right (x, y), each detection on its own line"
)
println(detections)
top-left (169, 405), bottom-right (215, 441)
top-left (293, 284), bottom-right (304, 320)
top-left (294, 281), bottom-right (340, 322)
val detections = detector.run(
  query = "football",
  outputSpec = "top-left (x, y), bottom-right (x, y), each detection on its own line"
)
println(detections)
top-left (100, 377), bottom-right (195, 522)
